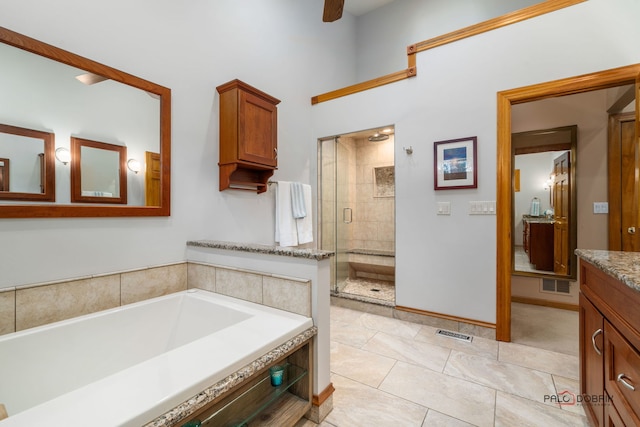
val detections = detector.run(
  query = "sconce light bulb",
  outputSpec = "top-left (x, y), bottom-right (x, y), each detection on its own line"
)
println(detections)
top-left (127, 158), bottom-right (142, 174)
top-left (55, 147), bottom-right (71, 165)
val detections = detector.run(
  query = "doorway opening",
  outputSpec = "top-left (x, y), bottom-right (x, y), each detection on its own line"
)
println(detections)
top-left (496, 64), bottom-right (640, 342)
top-left (318, 126), bottom-right (396, 306)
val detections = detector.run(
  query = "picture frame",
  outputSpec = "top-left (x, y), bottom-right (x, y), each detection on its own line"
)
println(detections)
top-left (434, 136), bottom-right (477, 190)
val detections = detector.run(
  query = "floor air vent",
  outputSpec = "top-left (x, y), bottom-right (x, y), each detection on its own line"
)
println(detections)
top-left (436, 329), bottom-right (473, 343)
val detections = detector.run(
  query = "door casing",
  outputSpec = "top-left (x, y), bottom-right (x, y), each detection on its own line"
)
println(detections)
top-left (496, 64), bottom-right (640, 342)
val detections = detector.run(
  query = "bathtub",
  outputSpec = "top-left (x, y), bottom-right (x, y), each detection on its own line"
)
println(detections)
top-left (0, 289), bottom-right (313, 426)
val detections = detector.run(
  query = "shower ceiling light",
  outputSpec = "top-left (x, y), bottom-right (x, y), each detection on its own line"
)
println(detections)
top-left (368, 132), bottom-right (389, 142)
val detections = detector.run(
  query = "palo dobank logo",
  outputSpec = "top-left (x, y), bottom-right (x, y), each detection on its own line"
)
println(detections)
top-left (544, 391), bottom-right (611, 406)
top-left (544, 390), bottom-right (576, 406)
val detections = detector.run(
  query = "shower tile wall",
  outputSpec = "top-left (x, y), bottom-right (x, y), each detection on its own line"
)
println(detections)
top-left (337, 137), bottom-right (357, 282)
top-left (353, 135), bottom-right (395, 252)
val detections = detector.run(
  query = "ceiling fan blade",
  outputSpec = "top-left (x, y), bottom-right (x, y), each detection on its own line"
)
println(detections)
top-left (323, 0), bottom-right (344, 22)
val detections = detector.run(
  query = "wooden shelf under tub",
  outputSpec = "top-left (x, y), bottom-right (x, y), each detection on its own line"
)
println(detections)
top-left (181, 340), bottom-right (312, 427)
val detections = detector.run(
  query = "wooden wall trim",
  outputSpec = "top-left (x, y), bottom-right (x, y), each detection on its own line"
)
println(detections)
top-left (511, 296), bottom-right (579, 312)
top-left (312, 382), bottom-right (335, 406)
top-left (395, 305), bottom-right (496, 329)
top-left (311, 68), bottom-right (416, 105)
top-left (414, 0), bottom-right (586, 53)
top-left (311, 0), bottom-right (586, 105)
top-left (496, 63), bottom-right (640, 342)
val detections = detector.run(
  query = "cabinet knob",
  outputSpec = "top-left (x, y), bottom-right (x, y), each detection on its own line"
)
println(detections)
top-left (617, 373), bottom-right (635, 391)
top-left (628, 226), bottom-right (636, 235)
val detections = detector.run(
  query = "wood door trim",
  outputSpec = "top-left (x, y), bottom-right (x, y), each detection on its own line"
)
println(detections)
top-left (608, 112), bottom-right (635, 250)
top-left (311, 0), bottom-right (585, 105)
top-left (496, 63), bottom-right (640, 342)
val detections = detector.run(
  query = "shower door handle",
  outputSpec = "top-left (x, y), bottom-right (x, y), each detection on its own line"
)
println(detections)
top-left (343, 207), bottom-right (352, 224)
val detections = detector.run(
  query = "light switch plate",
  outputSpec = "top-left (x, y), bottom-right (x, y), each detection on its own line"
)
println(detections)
top-left (437, 202), bottom-right (451, 215)
top-left (593, 202), bottom-right (608, 214)
top-left (469, 201), bottom-right (496, 215)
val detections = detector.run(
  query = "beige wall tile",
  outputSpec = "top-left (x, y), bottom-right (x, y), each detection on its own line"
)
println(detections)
top-left (0, 289), bottom-right (15, 335)
top-left (216, 268), bottom-right (263, 304)
top-left (121, 264), bottom-right (187, 305)
top-left (16, 275), bottom-right (121, 331)
top-left (187, 263), bottom-right (216, 292)
top-left (263, 277), bottom-right (311, 317)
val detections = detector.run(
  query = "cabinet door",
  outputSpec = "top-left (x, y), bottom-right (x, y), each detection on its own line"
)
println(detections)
top-left (580, 293), bottom-right (604, 426)
top-left (604, 399), bottom-right (626, 426)
top-left (604, 321), bottom-right (640, 426)
top-left (238, 90), bottom-right (277, 167)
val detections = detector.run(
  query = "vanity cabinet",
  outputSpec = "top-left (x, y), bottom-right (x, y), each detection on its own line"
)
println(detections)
top-left (579, 259), bottom-right (640, 427)
top-left (523, 219), bottom-right (554, 271)
top-left (217, 79), bottom-right (280, 194)
top-left (181, 339), bottom-right (312, 427)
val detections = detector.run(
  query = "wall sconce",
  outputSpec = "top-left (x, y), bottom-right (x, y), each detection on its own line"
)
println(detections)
top-left (127, 158), bottom-right (141, 174)
top-left (55, 147), bottom-right (71, 165)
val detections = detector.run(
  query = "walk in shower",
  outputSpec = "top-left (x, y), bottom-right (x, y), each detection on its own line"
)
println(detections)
top-left (318, 126), bottom-right (396, 305)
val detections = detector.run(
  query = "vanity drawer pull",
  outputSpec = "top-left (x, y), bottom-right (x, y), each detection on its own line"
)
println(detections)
top-left (591, 328), bottom-right (603, 355)
top-left (617, 373), bottom-right (636, 391)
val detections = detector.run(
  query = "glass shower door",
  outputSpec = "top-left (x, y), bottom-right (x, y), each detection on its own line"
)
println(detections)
top-left (319, 137), bottom-right (352, 294)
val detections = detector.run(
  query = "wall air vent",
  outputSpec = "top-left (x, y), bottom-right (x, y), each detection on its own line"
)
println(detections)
top-left (541, 278), bottom-right (571, 294)
top-left (436, 329), bottom-right (473, 343)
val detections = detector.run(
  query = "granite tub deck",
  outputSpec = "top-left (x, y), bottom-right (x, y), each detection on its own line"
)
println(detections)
top-left (0, 289), bottom-right (314, 426)
top-left (187, 240), bottom-right (334, 261)
top-left (575, 249), bottom-right (640, 292)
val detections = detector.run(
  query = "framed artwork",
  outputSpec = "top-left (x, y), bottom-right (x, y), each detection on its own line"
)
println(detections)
top-left (373, 165), bottom-right (394, 197)
top-left (434, 136), bottom-right (477, 190)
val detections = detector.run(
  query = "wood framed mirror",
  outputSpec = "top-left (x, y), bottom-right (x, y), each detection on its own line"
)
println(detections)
top-left (511, 125), bottom-right (577, 280)
top-left (0, 123), bottom-right (55, 201)
top-left (0, 26), bottom-right (171, 217)
top-left (70, 137), bottom-right (127, 204)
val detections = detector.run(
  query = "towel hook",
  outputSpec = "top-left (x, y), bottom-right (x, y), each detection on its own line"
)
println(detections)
top-left (403, 146), bottom-right (413, 155)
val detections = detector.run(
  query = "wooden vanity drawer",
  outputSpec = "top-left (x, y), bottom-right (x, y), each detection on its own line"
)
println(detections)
top-left (604, 321), bottom-right (640, 426)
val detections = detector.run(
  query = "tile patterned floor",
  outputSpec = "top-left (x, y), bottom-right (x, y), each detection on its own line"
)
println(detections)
top-left (297, 305), bottom-right (588, 427)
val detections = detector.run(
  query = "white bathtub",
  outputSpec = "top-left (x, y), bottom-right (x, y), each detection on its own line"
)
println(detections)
top-left (0, 289), bottom-right (313, 426)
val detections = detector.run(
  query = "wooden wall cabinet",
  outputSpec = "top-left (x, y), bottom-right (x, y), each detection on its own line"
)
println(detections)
top-left (217, 79), bottom-right (280, 194)
top-left (579, 259), bottom-right (640, 426)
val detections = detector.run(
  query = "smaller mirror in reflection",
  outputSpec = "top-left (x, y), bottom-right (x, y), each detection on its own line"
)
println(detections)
top-left (0, 123), bottom-right (55, 201)
top-left (71, 137), bottom-right (127, 204)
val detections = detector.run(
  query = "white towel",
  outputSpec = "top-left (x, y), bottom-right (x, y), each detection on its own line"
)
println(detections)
top-left (295, 184), bottom-right (313, 244)
top-left (275, 181), bottom-right (298, 247)
top-left (290, 182), bottom-right (307, 219)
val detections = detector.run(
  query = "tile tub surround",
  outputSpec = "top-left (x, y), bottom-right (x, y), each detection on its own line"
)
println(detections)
top-left (575, 249), bottom-right (640, 292)
top-left (0, 263), bottom-right (187, 335)
top-left (188, 261), bottom-right (312, 317)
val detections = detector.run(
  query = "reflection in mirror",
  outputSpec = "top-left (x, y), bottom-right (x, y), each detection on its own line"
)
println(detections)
top-left (0, 123), bottom-right (54, 201)
top-left (512, 126), bottom-right (577, 280)
top-left (0, 26), bottom-right (170, 217)
top-left (71, 137), bottom-right (126, 204)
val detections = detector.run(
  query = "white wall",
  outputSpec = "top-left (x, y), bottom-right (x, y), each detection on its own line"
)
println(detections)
top-left (1, 0), bottom-right (639, 326)
top-left (0, 0), bottom-right (357, 288)
top-left (352, 0), bottom-right (541, 82)
top-left (312, 0), bottom-right (640, 324)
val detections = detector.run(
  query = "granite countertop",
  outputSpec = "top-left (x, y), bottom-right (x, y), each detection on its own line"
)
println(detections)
top-left (522, 215), bottom-right (555, 223)
top-left (575, 249), bottom-right (640, 293)
top-left (187, 240), bottom-right (334, 260)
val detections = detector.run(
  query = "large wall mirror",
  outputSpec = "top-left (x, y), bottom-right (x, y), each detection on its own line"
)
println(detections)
top-left (0, 26), bottom-right (170, 217)
top-left (511, 125), bottom-right (577, 280)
